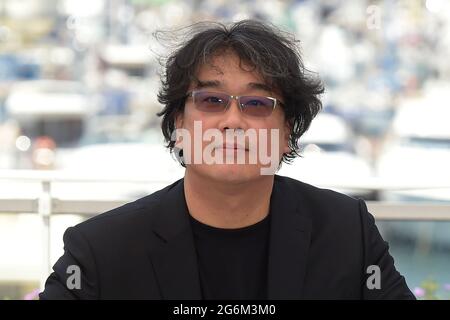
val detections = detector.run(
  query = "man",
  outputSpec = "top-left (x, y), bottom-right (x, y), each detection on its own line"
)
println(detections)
top-left (40, 20), bottom-right (415, 300)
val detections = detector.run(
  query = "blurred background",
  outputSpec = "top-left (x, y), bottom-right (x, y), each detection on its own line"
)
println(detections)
top-left (0, 0), bottom-right (449, 300)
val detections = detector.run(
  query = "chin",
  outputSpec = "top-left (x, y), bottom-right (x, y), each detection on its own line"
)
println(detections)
top-left (191, 163), bottom-right (266, 184)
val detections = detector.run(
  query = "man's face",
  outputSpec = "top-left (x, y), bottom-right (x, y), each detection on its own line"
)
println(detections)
top-left (175, 51), bottom-right (291, 184)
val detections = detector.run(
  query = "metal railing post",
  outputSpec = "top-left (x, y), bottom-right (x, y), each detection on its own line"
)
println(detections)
top-left (38, 179), bottom-right (52, 291)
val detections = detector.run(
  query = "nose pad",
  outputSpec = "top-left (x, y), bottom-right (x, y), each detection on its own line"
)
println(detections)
top-left (219, 96), bottom-right (246, 132)
top-left (225, 96), bottom-right (242, 114)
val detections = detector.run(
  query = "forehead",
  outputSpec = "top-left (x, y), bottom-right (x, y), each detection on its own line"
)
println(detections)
top-left (194, 51), bottom-right (266, 84)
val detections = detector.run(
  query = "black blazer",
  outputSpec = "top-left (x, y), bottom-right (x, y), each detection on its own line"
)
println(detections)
top-left (39, 175), bottom-right (415, 300)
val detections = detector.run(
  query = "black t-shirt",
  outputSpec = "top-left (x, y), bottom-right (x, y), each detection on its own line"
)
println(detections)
top-left (189, 212), bottom-right (271, 300)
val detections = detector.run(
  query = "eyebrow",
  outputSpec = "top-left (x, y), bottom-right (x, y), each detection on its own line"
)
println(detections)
top-left (247, 82), bottom-right (273, 93)
top-left (194, 80), bottom-right (274, 94)
top-left (195, 80), bottom-right (221, 89)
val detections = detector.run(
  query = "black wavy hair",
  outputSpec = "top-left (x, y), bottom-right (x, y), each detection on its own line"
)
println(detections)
top-left (156, 19), bottom-right (324, 165)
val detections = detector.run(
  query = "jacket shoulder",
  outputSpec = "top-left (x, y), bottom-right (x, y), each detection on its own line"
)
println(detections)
top-left (275, 174), bottom-right (360, 205)
top-left (275, 175), bottom-right (364, 227)
top-left (70, 179), bottom-right (182, 239)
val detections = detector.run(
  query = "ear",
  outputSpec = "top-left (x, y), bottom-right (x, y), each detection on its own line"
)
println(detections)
top-left (175, 112), bottom-right (184, 130)
top-left (282, 119), bottom-right (292, 154)
top-left (174, 112), bottom-right (184, 149)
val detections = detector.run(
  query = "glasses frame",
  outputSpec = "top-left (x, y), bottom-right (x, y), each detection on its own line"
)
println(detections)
top-left (186, 90), bottom-right (283, 117)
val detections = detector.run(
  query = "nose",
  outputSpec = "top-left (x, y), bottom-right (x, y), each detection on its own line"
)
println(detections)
top-left (218, 97), bottom-right (246, 132)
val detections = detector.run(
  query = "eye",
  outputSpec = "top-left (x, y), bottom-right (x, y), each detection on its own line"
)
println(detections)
top-left (203, 95), bottom-right (224, 104)
top-left (245, 99), bottom-right (267, 107)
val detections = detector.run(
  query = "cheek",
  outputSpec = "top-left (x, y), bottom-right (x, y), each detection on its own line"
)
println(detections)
top-left (266, 118), bottom-right (290, 154)
top-left (182, 106), bottom-right (214, 130)
top-left (250, 123), bottom-right (283, 155)
top-left (181, 106), bottom-right (196, 126)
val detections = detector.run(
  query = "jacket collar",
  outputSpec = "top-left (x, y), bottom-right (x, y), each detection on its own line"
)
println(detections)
top-left (147, 175), bottom-right (312, 299)
top-left (267, 175), bottom-right (312, 299)
top-left (147, 179), bottom-right (202, 299)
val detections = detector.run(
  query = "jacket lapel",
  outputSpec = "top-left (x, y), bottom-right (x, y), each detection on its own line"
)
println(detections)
top-left (147, 179), bottom-right (202, 299)
top-left (267, 175), bottom-right (312, 299)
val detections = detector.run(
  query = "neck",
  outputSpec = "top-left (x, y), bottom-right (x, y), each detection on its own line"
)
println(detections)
top-left (183, 169), bottom-right (274, 229)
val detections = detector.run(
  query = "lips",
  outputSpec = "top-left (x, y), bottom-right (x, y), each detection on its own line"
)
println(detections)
top-left (216, 143), bottom-right (248, 151)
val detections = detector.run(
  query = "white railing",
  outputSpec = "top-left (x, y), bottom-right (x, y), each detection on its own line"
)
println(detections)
top-left (1, 169), bottom-right (450, 290)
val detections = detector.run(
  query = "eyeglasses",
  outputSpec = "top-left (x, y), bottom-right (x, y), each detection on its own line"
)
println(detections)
top-left (186, 90), bottom-right (282, 118)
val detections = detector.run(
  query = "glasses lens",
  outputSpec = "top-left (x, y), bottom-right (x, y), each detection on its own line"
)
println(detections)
top-left (192, 91), bottom-right (229, 112)
top-left (239, 96), bottom-right (275, 117)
